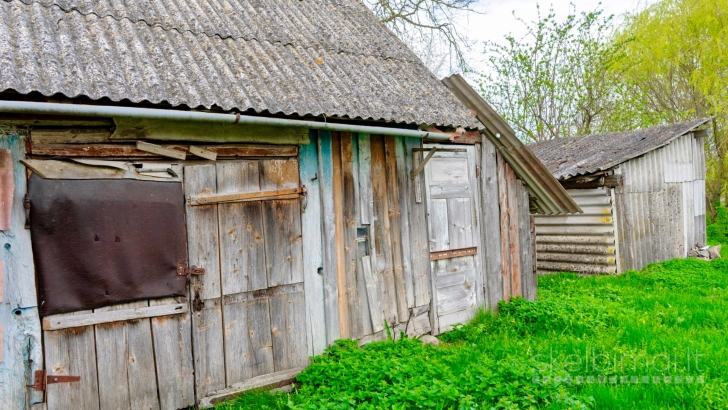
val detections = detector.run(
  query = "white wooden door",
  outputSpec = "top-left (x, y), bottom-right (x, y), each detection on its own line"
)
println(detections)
top-left (423, 145), bottom-right (483, 333)
top-left (184, 159), bottom-right (308, 402)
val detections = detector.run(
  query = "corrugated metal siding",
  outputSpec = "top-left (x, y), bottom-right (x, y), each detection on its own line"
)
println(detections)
top-left (534, 188), bottom-right (617, 274)
top-left (0, 0), bottom-right (477, 128)
top-left (615, 133), bottom-right (707, 271)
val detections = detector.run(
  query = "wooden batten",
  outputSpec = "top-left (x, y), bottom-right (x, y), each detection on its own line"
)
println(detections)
top-left (30, 143), bottom-right (298, 158)
top-left (42, 303), bottom-right (188, 331)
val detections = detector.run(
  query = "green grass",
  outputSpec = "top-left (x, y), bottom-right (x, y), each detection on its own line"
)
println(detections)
top-left (216, 213), bottom-right (728, 409)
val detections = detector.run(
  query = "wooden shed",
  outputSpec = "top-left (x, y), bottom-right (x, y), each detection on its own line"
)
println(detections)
top-left (0, 1), bottom-right (578, 408)
top-left (531, 119), bottom-right (711, 274)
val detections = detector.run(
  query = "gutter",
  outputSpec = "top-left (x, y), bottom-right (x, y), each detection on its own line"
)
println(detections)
top-left (0, 100), bottom-right (454, 141)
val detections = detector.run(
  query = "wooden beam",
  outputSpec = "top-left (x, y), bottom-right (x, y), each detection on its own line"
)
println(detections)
top-left (429, 246), bottom-right (478, 261)
top-left (189, 146), bottom-right (217, 161)
top-left (190, 187), bottom-right (304, 206)
top-left (410, 147), bottom-right (438, 180)
top-left (42, 304), bottom-right (188, 331)
top-left (560, 175), bottom-right (623, 190)
top-left (31, 143), bottom-right (298, 158)
top-left (136, 141), bottom-right (187, 160)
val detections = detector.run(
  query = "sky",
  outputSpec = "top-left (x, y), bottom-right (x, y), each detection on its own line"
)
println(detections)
top-left (459, 0), bottom-right (657, 73)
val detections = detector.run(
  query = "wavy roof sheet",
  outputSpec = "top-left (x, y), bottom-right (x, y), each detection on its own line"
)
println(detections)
top-left (530, 119), bottom-right (711, 180)
top-left (0, 0), bottom-right (477, 128)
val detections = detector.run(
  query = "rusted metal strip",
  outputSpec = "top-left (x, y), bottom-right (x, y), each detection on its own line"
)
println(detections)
top-left (429, 246), bottom-right (478, 261)
top-left (190, 186), bottom-right (305, 206)
top-left (33, 370), bottom-right (81, 391)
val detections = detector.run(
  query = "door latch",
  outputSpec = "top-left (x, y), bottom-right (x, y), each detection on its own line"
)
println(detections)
top-left (32, 370), bottom-right (81, 391)
top-left (177, 261), bottom-right (205, 276)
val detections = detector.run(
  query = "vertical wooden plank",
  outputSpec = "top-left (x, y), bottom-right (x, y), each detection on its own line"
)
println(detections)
top-left (317, 132), bottom-right (341, 345)
top-left (94, 301), bottom-right (159, 410)
top-left (331, 134), bottom-right (350, 339)
top-left (405, 138), bottom-right (431, 308)
top-left (299, 132), bottom-right (327, 355)
top-left (370, 135), bottom-right (399, 326)
top-left (217, 161), bottom-right (267, 294)
top-left (428, 199), bottom-right (450, 251)
top-left (496, 152), bottom-right (512, 301)
top-left (150, 298), bottom-right (195, 410)
top-left (352, 136), bottom-right (373, 337)
top-left (394, 137), bottom-right (415, 310)
top-left (446, 198), bottom-right (474, 248)
top-left (184, 165), bottom-right (225, 398)
top-left (518, 185), bottom-right (536, 301)
top-left (341, 134), bottom-right (363, 338)
top-left (357, 134), bottom-right (374, 225)
top-left (506, 168), bottom-right (522, 298)
top-left (186, 165), bottom-right (222, 300)
top-left (361, 256), bottom-right (384, 332)
top-left (45, 324), bottom-right (100, 410)
top-left (0, 132), bottom-right (43, 409)
top-left (260, 158), bottom-right (303, 287)
top-left (384, 137), bottom-right (409, 321)
top-left (270, 288), bottom-right (308, 372)
top-left (0, 149), bottom-right (13, 231)
top-left (223, 293), bottom-right (273, 385)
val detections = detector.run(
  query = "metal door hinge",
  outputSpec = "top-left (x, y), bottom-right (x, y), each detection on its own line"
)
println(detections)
top-left (24, 194), bottom-right (31, 229)
top-left (33, 370), bottom-right (81, 391)
top-left (177, 261), bottom-right (205, 276)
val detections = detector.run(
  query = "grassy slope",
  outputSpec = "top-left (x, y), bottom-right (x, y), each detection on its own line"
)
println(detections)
top-left (218, 216), bottom-right (728, 410)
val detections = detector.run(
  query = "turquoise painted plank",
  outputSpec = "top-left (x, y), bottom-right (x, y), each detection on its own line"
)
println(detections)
top-left (299, 131), bottom-right (327, 356)
top-left (316, 131), bottom-right (340, 344)
top-left (0, 130), bottom-right (44, 408)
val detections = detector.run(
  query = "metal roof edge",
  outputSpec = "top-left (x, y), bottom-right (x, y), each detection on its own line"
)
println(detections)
top-left (441, 74), bottom-right (582, 215)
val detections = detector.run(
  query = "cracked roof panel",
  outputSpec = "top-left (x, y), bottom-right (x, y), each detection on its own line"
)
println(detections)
top-left (530, 119), bottom-right (711, 180)
top-left (0, 0), bottom-right (478, 128)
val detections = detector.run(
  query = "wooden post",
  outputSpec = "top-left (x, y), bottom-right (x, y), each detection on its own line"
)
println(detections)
top-left (0, 149), bottom-right (13, 231)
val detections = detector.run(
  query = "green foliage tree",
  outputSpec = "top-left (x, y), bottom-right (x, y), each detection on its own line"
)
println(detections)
top-left (614, 0), bottom-right (728, 215)
top-left (477, 5), bottom-right (631, 143)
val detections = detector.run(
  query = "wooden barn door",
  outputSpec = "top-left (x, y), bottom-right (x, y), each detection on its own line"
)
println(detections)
top-left (184, 159), bottom-right (308, 402)
top-left (423, 145), bottom-right (483, 333)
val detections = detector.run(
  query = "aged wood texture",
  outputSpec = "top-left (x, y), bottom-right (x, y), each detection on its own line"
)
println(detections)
top-left (184, 164), bottom-right (226, 398)
top-left (42, 303), bottom-right (188, 330)
top-left (496, 152), bottom-right (512, 300)
top-left (198, 367), bottom-right (304, 408)
top-left (111, 118), bottom-right (310, 145)
top-left (394, 138), bottom-right (415, 309)
top-left (270, 287), bottom-right (308, 372)
top-left (384, 137), bottom-right (409, 320)
top-left (44, 322), bottom-right (100, 410)
top-left (217, 160), bottom-right (266, 294)
top-left (150, 297), bottom-right (195, 410)
top-left (479, 140), bottom-right (503, 308)
top-left (361, 256), bottom-right (384, 332)
top-left (341, 134), bottom-right (363, 338)
top-left (136, 141), bottom-right (187, 160)
top-left (30, 127), bottom-right (112, 144)
top-left (94, 301), bottom-right (160, 410)
top-left (260, 159), bottom-right (304, 287)
top-left (190, 187), bottom-right (303, 205)
top-left (505, 161), bottom-right (522, 297)
top-left (222, 292), bottom-right (273, 385)
top-left (405, 138), bottom-right (431, 308)
top-left (518, 185), bottom-right (536, 300)
top-left (424, 146), bottom-right (482, 334)
top-left (357, 134), bottom-right (374, 225)
top-left (189, 145), bottom-right (218, 161)
top-left (0, 131), bottom-right (43, 409)
top-left (317, 132), bottom-right (341, 344)
top-left (0, 149), bottom-right (13, 230)
top-left (31, 143), bottom-right (298, 158)
top-left (370, 135), bottom-right (398, 326)
top-left (351, 136), bottom-right (373, 337)
top-left (331, 135), bottom-right (350, 338)
top-left (299, 132), bottom-right (327, 355)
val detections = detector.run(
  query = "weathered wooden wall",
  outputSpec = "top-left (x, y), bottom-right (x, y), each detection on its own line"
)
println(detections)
top-left (312, 132), bottom-right (432, 345)
top-left (474, 139), bottom-right (536, 306)
top-left (0, 127), bottom-right (44, 410)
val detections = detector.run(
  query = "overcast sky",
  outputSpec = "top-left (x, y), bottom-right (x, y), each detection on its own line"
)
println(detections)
top-left (461, 0), bottom-right (657, 72)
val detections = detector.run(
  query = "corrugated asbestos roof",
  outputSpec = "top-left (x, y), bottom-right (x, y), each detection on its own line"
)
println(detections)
top-left (530, 119), bottom-right (711, 180)
top-left (0, 0), bottom-right (477, 128)
top-left (442, 74), bottom-right (582, 215)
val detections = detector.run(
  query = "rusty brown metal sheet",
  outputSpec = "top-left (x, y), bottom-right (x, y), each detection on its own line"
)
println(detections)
top-left (429, 246), bottom-right (478, 261)
top-left (28, 174), bottom-right (187, 316)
